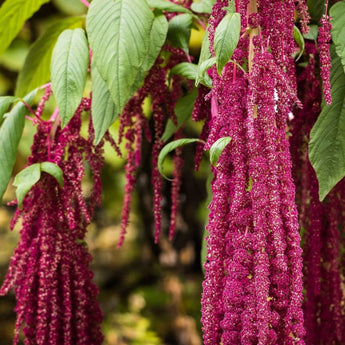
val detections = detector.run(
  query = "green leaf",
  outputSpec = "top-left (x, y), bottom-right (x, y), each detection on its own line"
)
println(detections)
top-left (167, 13), bottom-right (193, 54)
top-left (307, 0), bottom-right (326, 22)
top-left (91, 62), bottom-right (118, 144)
top-left (13, 163), bottom-right (41, 209)
top-left (196, 57), bottom-right (216, 87)
top-left (293, 25), bottom-right (305, 61)
top-left (330, 1), bottom-right (345, 73)
top-left (198, 29), bottom-right (212, 66)
top-left (158, 138), bottom-right (200, 179)
top-left (0, 0), bottom-right (50, 57)
top-left (16, 16), bottom-right (84, 97)
top-left (147, 0), bottom-right (191, 13)
top-left (209, 136), bottom-right (231, 166)
top-left (40, 162), bottom-right (64, 187)
top-left (309, 46), bottom-right (345, 201)
top-left (0, 89), bottom-right (37, 202)
top-left (303, 24), bottom-right (318, 41)
top-left (161, 88), bottom-right (198, 142)
top-left (191, 0), bottom-right (216, 14)
top-left (51, 28), bottom-right (89, 128)
top-left (170, 62), bottom-right (198, 80)
top-left (0, 96), bottom-right (18, 122)
top-left (214, 12), bottom-right (241, 75)
top-left (87, 0), bottom-right (157, 114)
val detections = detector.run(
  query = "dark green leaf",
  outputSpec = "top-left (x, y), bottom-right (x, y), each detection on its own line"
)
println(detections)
top-left (209, 136), bottom-right (231, 166)
top-left (161, 88), bottom-right (198, 142)
top-left (309, 46), bottom-right (345, 201)
top-left (167, 13), bottom-right (193, 54)
top-left (191, 0), bottom-right (216, 14)
top-left (158, 138), bottom-right (201, 179)
top-left (147, 0), bottom-right (191, 13)
top-left (87, 0), bottom-right (155, 113)
top-left (303, 24), bottom-right (318, 41)
top-left (196, 57), bottom-right (216, 87)
top-left (0, 89), bottom-right (37, 202)
top-left (293, 25), bottom-right (305, 61)
top-left (91, 62), bottom-right (118, 144)
top-left (51, 28), bottom-right (89, 128)
top-left (16, 16), bottom-right (84, 97)
top-left (13, 163), bottom-right (41, 209)
top-left (330, 1), bottom-right (345, 72)
top-left (0, 96), bottom-right (18, 122)
top-left (40, 162), bottom-right (64, 187)
top-left (0, 0), bottom-right (50, 57)
top-left (170, 62), bottom-right (198, 80)
top-left (307, 0), bottom-right (326, 22)
top-left (214, 12), bottom-right (241, 75)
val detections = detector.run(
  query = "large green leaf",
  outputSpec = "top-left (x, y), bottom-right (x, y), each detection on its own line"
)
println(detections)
top-left (170, 62), bottom-right (198, 80)
top-left (307, 0), bottom-right (326, 22)
top-left (330, 1), bottom-right (345, 73)
top-left (51, 28), bottom-right (89, 128)
top-left (161, 88), bottom-right (198, 142)
top-left (309, 46), bottom-right (345, 201)
top-left (0, 0), bottom-right (50, 57)
top-left (167, 13), bottom-right (193, 54)
top-left (16, 16), bottom-right (84, 97)
top-left (293, 25), bottom-right (305, 61)
top-left (0, 96), bottom-right (18, 122)
top-left (214, 12), bottom-right (241, 75)
top-left (147, 0), bottom-right (191, 13)
top-left (158, 138), bottom-right (201, 179)
top-left (87, 0), bottom-right (157, 114)
top-left (0, 89), bottom-right (37, 202)
top-left (91, 62), bottom-right (118, 144)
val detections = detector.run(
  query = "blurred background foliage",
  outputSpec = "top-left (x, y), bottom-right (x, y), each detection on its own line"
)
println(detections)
top-left (0, 0), bottom-right (209, 344)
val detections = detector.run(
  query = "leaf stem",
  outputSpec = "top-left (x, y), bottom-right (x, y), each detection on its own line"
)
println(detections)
top-left (79, 0), bottom-right (90, 7)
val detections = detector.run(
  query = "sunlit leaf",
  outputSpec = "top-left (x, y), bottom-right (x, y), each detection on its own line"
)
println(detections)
top-left (209, 136), bottom-right (232, 166)
top-left (0, 0), bottom-right (50, 57)
top-left (158, 138), bottom-right (201, 179)
top-left (214, 12), bottom-right (241, 75)
top-left (87, 0), bottom-right (159, 113)
top-left (309, 46), bottom-right (345, 201)
top-left (170, 62), bottom-right (198, 80)
top-left (40, 162), bottom-right (64, 187)
top-left (161, 88), bottom-right (198, 142)
top-left (91, 62), bottom-right (118, 144)
top-left (191, 0), bottom-right (216, 14)
top-left (0, 96), bottom-right (18, 122)
top-left (196, 57), bottom-right (216, 88)
top-left (293, 25), bottom-right (305, 61)
top-left (147, 0), bottom-right (191, 13)
top-left (16, 16), bottom-right (84, 97)
top-left (51, 28), bottom-right (89, 128)
top-left (0, 89), bottom-right (37, 202)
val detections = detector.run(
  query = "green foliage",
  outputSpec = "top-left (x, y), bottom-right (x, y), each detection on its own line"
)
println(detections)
top-left (209, 137), bottom-right (232, 167)
top-left (161, 88), bottom-right (198, 142)
top-left (91, 62), bottom-right (118, 145)
top-left (191, 0), bottom-right (216, 14)
top-left (147, 0), bottom-right (191, 13)
top-left (0, 89), bottom-right (37, 202)
top-left (309, 46), bottom-right (345, 201)
top-left (158, 138), bottom-right (201, 180)
top-left (330, 1), bottom-right (345, 73)
top-left (196, 57), bottom-right (216, 88)
top-left (214, 12), bottom-right (241, 75)
top-left (0, 96), bottom-right (19, 122)
top-left (16, 16), bottom-right (84, 97)
top-left (51, 28), bottom-right (89, 128)
top-left (87, 0), bottom-right (166, 116)
top-left (13, 162), bottom-right (63, 209)
top-left (293, 26), bottom-right (305, 61)
top-left (170, 62), bottom-right (198, 80)
top-left (167, 13), bottom-right (193, 54)
top-left (303, 24), bottom-right (318, 41)
top-left (307, 0), bottom-right (326, 22)
top-left (0, 0), bottom-right (50, 57)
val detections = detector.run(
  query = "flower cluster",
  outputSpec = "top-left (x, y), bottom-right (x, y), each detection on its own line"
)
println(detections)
top-left (201, 1), bottom-right (306, 344)
top-left (0, 92), bottom-right (104, 344)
